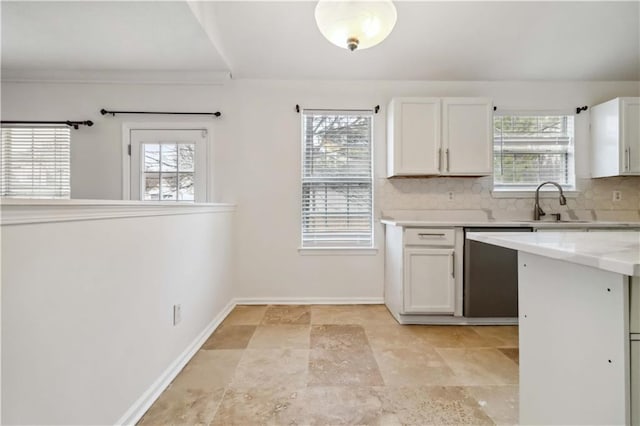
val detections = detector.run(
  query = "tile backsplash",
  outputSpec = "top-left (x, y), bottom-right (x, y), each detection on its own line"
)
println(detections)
top-left (378, 176), bottom-right (640, 222)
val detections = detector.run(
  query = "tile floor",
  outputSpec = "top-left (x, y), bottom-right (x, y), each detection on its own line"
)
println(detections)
top-left (139, 305), bottom-right (519, 425)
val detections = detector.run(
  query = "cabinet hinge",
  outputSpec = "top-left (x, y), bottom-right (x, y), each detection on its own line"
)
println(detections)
top-left (127, 144), bottom-right (131, 156)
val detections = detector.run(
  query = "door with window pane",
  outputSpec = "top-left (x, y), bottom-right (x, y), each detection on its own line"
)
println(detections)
top-left (130, 129), bottom-right (207, 202)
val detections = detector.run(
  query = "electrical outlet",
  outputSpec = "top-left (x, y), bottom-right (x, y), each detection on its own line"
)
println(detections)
top-left (447, 191), bottom-right (454, 201)
top-left (173, 304), bottom-right (182, 325)
top-left (612, 191), bottom-right (622, 202)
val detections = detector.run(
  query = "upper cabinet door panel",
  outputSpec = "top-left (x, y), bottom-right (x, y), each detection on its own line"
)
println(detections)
top-left (442, 98), bottom-right (493, 175)
top-left (388, 98), bottom-right (440, 176)
top-left (591, 97), bottom-right (640, 177)
top-left (622, 98), bottom-right (640, 174)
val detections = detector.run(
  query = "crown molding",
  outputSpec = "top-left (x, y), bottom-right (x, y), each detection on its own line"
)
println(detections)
top-left (1, 69), bottom-right (232, 85)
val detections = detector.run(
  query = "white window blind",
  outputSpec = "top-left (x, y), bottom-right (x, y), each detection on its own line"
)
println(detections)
top-left (301, 110), bottom-right (373, 248)
top-left (1, 127), bottom-right (71, 198)
top-left (494, 115), bottom-right (575, 190)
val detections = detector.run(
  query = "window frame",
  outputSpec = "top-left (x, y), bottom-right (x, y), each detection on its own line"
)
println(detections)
top-left (1, 126), bottom-right (71, 199)
top-left (299, 109), bottom-right (376, 252)
top-left (122, 122), bottom-right (213, 203)
top-left (492, 111), bottom-right (577, 193)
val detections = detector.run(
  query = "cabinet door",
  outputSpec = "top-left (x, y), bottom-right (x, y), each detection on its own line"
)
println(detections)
top-left (388, 98), bottom-right (441, 176)
top-left (403, 248), bottom-right (455, 314)
top-left (442, 98), bottom-right (493, 175)
top-left (621, 98), bottom-right (640, 174)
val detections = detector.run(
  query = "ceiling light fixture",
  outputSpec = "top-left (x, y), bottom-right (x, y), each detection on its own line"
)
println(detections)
top-left (314, 0), bottom-right (397, 52)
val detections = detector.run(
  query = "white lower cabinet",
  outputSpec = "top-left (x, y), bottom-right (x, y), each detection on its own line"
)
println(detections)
top-left (403, 248), bottom-right (455, 314)
top-left (384, 226), bottom-right (459, 320)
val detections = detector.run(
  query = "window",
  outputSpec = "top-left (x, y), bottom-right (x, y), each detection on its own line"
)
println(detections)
top-left (493, 114), bottom-right (575, 190)
top-left (128, 128), bottom-right (207, 202)
top-left (301, 110), bottom-right (373, 248)
top-left (141, 143), bottom-right (195, 201)
top-left (1, 127), bottom-right (71, 198)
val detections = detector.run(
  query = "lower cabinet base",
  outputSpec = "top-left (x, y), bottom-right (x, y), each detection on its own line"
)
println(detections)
top-left (386, 305), bottom-right (518, 325)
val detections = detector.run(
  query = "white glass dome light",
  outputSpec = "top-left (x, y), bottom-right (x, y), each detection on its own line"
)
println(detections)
top-left (314, 0), bottom-right (397, 52)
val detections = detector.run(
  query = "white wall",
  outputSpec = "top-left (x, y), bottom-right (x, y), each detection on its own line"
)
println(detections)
top-left (1, 205), bottom-right (235, 425)
top-left (2, 79), bottom-right (640, 303)
top-left (0, 82), bottom-right (233, 201)
top-left (222, 80), bottom-right (640, 301)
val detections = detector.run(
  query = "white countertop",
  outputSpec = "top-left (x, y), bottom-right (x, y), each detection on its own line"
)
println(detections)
top-left (466, 231), bottom-right (640, 276)
top-left (381, 218), bottom-right (640, 228)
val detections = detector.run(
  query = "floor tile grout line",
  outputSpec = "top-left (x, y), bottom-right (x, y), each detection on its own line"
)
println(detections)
top-left (207, 385), bottom-right (231, 426)
top-left (144, 305), bottom-right (519, 425)
top-left (434, 346), bottom-right (520, 387)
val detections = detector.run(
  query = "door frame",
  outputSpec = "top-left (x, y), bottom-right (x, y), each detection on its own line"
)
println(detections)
top-left (122, 122), bottom-right (214, 202)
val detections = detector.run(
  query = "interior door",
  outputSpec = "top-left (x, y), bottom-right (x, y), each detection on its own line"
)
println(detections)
top-left (130, 129), bottom-right (207, 202)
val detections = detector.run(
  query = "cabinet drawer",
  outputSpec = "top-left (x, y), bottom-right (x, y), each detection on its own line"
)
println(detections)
top-left (405, 228), bottom-right (455, 246)
top-left (631, 276), bottom-right (640, 334)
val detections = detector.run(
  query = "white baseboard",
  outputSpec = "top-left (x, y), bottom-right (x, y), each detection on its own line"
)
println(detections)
top-left (115, 297), bottom-right (383, 425)
top-left (234, 297), bottom-right (384, 305)
top-left (116, 299), bottom-right (236, 426)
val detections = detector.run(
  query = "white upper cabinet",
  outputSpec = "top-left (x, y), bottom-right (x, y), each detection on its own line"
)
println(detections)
top-left (442, 98), bottom-right (494, 175)
top-left (591, 97), bottom-right (640, 177)
top-left (387, 97), bottom-right (493, 177)
top-left (387, 98), bottom-right (441, 175)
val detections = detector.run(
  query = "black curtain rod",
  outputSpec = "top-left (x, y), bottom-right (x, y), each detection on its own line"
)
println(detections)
top-left (296, 104), bottom-right (380, 114)
top-left (101, 109), bottom-right (221, 118)
top-left (1, 120), bottom-right (93, 130)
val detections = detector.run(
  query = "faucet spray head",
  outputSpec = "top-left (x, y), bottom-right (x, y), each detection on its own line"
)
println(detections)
top-left (559, 194), bottom-right (567, 206)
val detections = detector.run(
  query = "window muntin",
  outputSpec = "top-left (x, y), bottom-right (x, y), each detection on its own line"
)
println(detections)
top-left (301, 110), bottom-right (373, 248)
top-left (493, 114), bottom-right (575, 190)
top-left (142, 142), bottom-right (195, 201)
top-left (1, 127), bottom-right (71, 199)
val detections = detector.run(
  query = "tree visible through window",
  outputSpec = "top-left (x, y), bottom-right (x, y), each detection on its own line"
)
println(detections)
top-left (142, 143), bottom-right (195, 201)
top-left (494, 115), bottom-right (575, 190)
top-left (301, 110), bottom-right (373, 248)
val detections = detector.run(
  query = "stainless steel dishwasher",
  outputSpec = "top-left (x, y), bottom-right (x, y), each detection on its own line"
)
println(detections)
top-left (463, 227), bottom-right (533, 317)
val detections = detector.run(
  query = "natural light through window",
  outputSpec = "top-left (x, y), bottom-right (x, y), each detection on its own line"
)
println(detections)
top-left (493, 114), bottom-right (575, 191)
top-left (142, 143), bottom-right (195, 201)
top-left (1, 127), bottom-right (71, 199)
top-left (301, 110), bottom-right (373, 248)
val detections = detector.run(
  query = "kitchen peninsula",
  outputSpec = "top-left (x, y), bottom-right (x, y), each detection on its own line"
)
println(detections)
top-left (467, 231), bottom-right (640, 425)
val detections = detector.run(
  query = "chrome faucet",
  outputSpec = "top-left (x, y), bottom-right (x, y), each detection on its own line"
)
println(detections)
top-left (534, 181), bottom-right (567, 221)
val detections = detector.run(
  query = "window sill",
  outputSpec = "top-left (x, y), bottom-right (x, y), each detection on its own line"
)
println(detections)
top-left (491, 189), bottom-right (579, 199)
top-left (298, 247), bottom-right (379, 256)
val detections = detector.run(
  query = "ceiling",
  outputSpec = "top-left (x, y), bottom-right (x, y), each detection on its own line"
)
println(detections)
top-left (0, 1), bottom-right (228, 72)
top-left (2, 1), bottom-right (639, 81)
